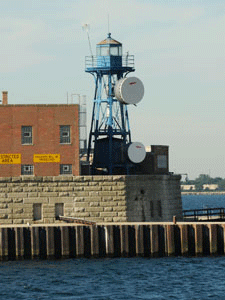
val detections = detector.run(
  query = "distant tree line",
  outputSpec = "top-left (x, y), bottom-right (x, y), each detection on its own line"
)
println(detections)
top-left (181, 174), bottom-right (225, 191)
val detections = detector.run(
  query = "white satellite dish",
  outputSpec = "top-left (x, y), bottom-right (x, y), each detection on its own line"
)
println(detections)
top-left (127, 142), bottom-right (146, 164)
top-left (114, 77), bottom-right (144, 105)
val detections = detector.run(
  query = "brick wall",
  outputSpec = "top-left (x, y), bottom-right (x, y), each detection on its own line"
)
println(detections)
top-left (0, 175), bottom-right (182, 224)
top-left (0, 104), bottom-right (79, 176)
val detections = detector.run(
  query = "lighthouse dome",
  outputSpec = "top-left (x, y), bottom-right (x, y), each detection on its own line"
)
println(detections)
top-left (96, 33), bottom-right (122, 56)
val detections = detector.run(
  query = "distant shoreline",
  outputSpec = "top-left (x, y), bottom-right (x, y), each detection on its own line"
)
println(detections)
top-left (181, 191), bottom-right (225, 195)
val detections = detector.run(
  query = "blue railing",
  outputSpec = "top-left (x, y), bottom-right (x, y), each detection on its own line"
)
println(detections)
top-left (85, 55), bottom-right (135, 69)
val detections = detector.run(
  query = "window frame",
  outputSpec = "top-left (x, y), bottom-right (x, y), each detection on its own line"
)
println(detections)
top-left (157, 200), bottom-right (162, 218)
top-left (21, 164), bottom-right (34, 175)
top-left (60, 164), bottom-right (72, 175)
top-left (33, 203), bottom-right (42, 221)
top-left (21, 126), bottom-right (33, 145)
top-left (150, 201), bottom-right (154, 218)
top-left (60, 125), bottom-right (71, 144)
top-left (55, 203), bottom-right (64, 219)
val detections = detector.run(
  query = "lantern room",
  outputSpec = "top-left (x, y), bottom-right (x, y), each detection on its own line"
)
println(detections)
top-left (96, 33), bottom-right (122, 68)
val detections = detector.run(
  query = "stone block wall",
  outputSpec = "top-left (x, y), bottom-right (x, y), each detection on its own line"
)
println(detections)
top-left (125, 175), bottom-right (182, 222)
top-left (0, 174), bottom-right (182, 224)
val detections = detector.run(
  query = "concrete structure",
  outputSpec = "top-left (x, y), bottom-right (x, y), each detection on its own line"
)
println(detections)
top-left (0, 92), bottom-right (79, 176)
top-left (181, 184), bottom-right (219, 191)
top-left (0, 175), bottom-right (182, 224)
top-left (0, 222), bottom-right (223, 260)
top-left (203, 184), bottom-right (219, 191)
top-left (181, 184), bottom-right (196, 191)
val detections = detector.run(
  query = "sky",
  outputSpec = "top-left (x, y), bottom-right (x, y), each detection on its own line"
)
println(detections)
top-left (0, 0), bottom-right (224, 180)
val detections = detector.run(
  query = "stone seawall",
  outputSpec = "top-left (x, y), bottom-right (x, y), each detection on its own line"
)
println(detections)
top-left (0, 175), bottom-right (182, 224)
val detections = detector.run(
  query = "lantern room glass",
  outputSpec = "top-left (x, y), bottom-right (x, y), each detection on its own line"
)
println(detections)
top-left (97, 45), bottom-right (122, 56)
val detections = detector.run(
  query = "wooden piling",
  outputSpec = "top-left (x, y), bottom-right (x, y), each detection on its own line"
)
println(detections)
top-left (135, 225), bottom-right (144, 256)
top-left (46, 226), bottom-right (55, 258)
top-left (1, 223), bottom-right (225, 260)
top-left (208, 224), bottom-right (217, 255)
top-left (222, 224), bottom-right (225, 255)
top-left (76, 226), bottom-right (84, 257)
top-left (61, 226), bottom-right (70, 258)
top-left (120, 225), bottom-right (129, 256)
top-left (166, 225), bottom-right (175, 256)
top-left (15, 227), bottom-right (24, 259)
top-left (217, 225), bottom-right (224, 255)
top-left (0, 228), bottom-right (8, 260)
top-left (31, 227), bottom-right (39, 258)
top-left (90, 225), bottom-right (99, 257)
top-left (179, 224), bottom-right (188, 255)
top-left (194, 224), bottom-right (203, 255)
top-left (150, 225), bottom-right (159, 257)
top-left (8, 228), bottom-right (15, 260)
top-left (105, 225), bottom-right (114, 257)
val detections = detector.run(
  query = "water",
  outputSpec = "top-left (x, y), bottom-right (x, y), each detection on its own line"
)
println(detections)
top-left (1, 194), bottom-right (225, 300)
top-left (1, 257), bottom-right (225, 300)
top-left (182, 194), bottom-right (225, 211)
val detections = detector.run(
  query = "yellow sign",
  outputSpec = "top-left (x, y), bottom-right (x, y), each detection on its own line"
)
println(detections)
top-left (0, 154), bottom-right (21, 164)
top-left (33, 154), bottom-right (60, 163)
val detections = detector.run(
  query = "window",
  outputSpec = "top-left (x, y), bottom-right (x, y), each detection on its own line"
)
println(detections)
top-left (101, 46), bottom-right (110, 56)
top-left (21, 165), bottom-right (34, 175)
top-left (157, 155), bottom-right (167, 169)
top-left (150, 201), bottom-right (154, 218)
top-left (21, 126), bottom-right (32, 144)
top-left (157, 200), bottom-right (162, 218)
top-left (33, 204), bottom-right (42, 221)
top-left (60, 164), bottom-right (72, 175)
top-left (55, 203), bottom-right (64, 219)
top-left (110, 46), bottom-right (119, 56)
top-left (60, 125), bottom-right (71, 144)
top-left (118, 46), bottom-right (122, 56)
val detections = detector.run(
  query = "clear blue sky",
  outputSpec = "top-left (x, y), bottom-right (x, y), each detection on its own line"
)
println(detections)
top-left (1, 0), bottom-right (224, 179)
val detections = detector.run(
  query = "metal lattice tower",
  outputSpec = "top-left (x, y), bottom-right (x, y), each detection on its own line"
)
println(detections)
top-left (85, 33), bottom-right (136, 175)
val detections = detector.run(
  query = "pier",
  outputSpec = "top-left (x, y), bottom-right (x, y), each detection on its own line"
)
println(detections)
top-left (183, 208), bottom-right (225, 221)
top-left (0, 222), bottom-right (225, 260)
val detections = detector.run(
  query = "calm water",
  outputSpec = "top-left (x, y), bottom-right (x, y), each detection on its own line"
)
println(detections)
top-left (182, 194), bottom-right (225, 210)
top-left (1, 257), bottom-right (225, 300)
top-left (1, 194), bottom-right (225, 300)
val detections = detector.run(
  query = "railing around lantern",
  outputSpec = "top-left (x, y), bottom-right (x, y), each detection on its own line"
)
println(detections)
top-left (85, 55), bottom-right (135, 69)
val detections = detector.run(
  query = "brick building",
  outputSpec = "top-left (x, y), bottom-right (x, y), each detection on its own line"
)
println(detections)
top-left (0, 92), bottom-right (79, 177)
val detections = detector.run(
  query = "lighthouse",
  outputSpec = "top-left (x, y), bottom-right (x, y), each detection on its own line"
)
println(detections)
top-left (85, 33), bottom-right (145, 175)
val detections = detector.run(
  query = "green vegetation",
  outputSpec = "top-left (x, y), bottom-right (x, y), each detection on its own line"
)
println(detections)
top-left (181, 174), bottom-right (225, 191)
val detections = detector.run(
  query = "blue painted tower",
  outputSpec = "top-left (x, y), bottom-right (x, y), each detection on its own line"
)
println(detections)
top-left (85, 33), bottom-right (145, 175)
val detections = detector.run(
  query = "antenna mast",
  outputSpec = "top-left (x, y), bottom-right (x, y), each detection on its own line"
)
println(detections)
top-left (108, 14), bottom-right (110, 33)
top-left (82, 24), bottom-right (93, 57)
